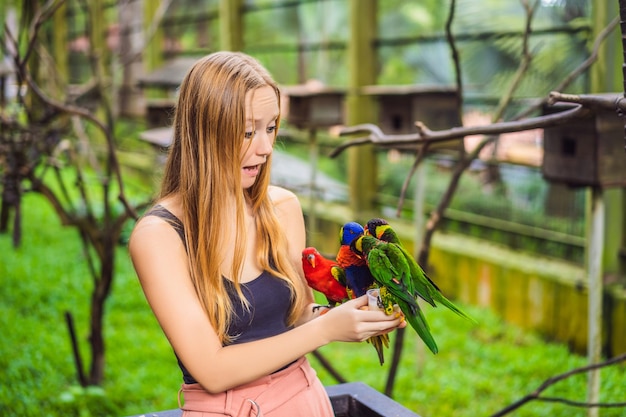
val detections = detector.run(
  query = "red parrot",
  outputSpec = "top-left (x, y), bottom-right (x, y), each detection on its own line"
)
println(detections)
top-left (301, 247), bottom-right (349, 306)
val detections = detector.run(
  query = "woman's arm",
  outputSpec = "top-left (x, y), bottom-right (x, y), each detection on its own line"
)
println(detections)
top-left (130, 214), bottom-right (403, 394)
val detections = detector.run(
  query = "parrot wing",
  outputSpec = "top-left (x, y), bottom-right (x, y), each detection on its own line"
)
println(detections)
top-left (364, 241), bottom-right (419, 314)
top-left (331, 264), bottom-right (347, 287)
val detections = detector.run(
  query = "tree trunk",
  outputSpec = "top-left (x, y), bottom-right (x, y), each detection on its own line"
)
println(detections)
top-left (87, 233), bottom-right (116, 385)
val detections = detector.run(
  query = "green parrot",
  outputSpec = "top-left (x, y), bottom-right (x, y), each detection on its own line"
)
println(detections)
top-left (351, 233), bottom-right (439, 354)
top-left (365, 218), bottom-right (475, 323)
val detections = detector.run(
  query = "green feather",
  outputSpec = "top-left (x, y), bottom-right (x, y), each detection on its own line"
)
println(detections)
top-left (353, 234), bottom-right (439, 354)
top-left (373, 222), bottom-right (475, 323)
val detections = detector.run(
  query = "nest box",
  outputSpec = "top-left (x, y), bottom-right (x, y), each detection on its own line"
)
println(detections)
top-left (137, 57), bottom-right (198, 128)
top-left (362, 85), bottom-right (463, 153)
top-left (542, 100), bottom-right (626, 188)
top-left (281, 85), bottom-right (345, 130)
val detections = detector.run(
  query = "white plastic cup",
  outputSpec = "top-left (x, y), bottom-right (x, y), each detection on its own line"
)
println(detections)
top-left (367, 288), bottom-right (383, 311)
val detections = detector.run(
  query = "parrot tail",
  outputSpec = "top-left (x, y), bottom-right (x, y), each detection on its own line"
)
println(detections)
top-left (404, 303), bottom-right (439, 355)
top-left (367, 334), bottom-right (390, 365)
top-left (435, 293), bottom-right (477, 324)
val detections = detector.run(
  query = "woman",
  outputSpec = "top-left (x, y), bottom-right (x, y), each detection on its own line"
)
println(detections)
top-left (129, 51), bottom-right (405, 417)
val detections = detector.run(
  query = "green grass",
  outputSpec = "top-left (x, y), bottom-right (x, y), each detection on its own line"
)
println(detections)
top-left (1, 193), bottom-right (624, 417)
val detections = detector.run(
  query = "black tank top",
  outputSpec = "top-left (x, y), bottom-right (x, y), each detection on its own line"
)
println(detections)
top-left (143, 206), bottom-right (294, 383)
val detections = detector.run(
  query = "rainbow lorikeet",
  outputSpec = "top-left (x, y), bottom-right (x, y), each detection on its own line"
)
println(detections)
top-left (336, 222), bottom-right (390, 365)
top-left (365, 218), bottom-right (475, 323)
top-left (336, 222), bottom-right (375, 298)
top-left (301, 247), bottom-right (349, 306)
top-left (351, 233), bottom-right (439, 354)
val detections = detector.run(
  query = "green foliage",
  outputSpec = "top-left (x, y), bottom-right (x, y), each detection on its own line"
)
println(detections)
top-left (312, 303), bottom-right (626, 417)
top-left (274, 133), bottom-right (348, 182)
top-left (2, 193), bottom-right (625, 417)
top-left (148, 0), bottom-right (592, 95)
top-left (0, 193), bottom-right (180, 417)
top-left (377, 153), bottom-right (584, 232)
top-left (56, 386), bottom-right (120, 417)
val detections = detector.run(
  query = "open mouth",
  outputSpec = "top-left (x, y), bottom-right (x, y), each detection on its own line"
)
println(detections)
top-left (243, 164), bottom-right (261, 175)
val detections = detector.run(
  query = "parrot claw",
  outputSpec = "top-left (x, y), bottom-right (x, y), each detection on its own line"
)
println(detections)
top-left (312, 304), bottom-right (332, 314)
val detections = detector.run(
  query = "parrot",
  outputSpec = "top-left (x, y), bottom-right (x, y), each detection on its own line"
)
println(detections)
top-left (365, 218), bottom-right (475, 323)
top-left (351, 232), bottom-right (439, 354)
top-left (302, 239), bottom-right (390, 365)
top-left (301, 247), bottom-right (349, 306)
top-left (336, 222), bottom-right (389, 365)
top-left (336, 222), bottom-right (375, 298)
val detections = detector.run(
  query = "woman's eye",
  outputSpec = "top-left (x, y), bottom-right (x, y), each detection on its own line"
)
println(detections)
top-left (244, 131), bottom-right (254, 139)
top-left (267, 125), bottom-right (277, 134)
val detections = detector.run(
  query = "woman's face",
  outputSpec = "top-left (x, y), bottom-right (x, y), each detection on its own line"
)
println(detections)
top-left (240, 86), bottom-right (279, 189)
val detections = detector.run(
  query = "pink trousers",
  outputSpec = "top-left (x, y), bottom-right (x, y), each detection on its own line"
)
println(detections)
top-left (178, 357), bottom-right (334, 417)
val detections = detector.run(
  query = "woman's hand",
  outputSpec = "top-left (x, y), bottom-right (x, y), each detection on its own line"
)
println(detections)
top-left (315, 295), bottom-right (406, 343)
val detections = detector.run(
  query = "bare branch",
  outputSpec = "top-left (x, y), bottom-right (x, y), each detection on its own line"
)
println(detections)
top-left (548, 91), bottom-right (626, 113)
top-left (331, 104), bottom-right (589, 157)
top-left (395, 0), bottom-right (463, 214)
top-left (395, 143), bottom-right (431, 217)
top-left (490, 353), bottom-right (626, 417)
top-left (445, 0), bottom-right (463, 101)
top-left (537, 396), bottom-right (626, 409)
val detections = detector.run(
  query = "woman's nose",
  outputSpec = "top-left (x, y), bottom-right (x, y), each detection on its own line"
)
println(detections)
top-left (255, 131), bottom-right (274, 155)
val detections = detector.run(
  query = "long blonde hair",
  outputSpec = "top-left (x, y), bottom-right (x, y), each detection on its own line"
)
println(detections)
top-left (159, 51), bottom-right (308, 343)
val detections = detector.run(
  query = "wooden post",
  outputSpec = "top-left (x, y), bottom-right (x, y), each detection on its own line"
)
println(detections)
top-left (220, 0), bottom-right (243, 51)
top-left (587, 4), bottom-right (623, 413)
top-left (118, 0), bottom-right (145, 117)
top-left (591, 0), bottom-right (621, 92)
top-left (89, 0), bottom-right (108, 77)
top-left (591, 0), bottom-right (624, 279)
top-left (346, 0), bottom-right (378, 223)
top-left (52, 2), bottom-right (68, 90)
top-left (585, 187), bottom-right (604, 417)
top-left (308, 128), bottom-right (319, 246)
top-left (621, 0), bottom-right (626, 152)
top-left (143, 0), bottom-right (164, 100)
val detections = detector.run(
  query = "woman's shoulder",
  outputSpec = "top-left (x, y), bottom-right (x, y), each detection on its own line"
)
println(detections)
top-left (267, 186), bottom-right (304, 232)
top-left (268, 185), bottom-right (300, 209)
top-left (130, 213), bottom-right (177, 249)
top-left (129, 198), bottom-right (184, 249)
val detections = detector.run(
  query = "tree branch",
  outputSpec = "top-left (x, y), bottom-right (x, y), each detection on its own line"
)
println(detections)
top-left (331, 104), bottom-right (589, 157)
top-left (490, 353), bottom-right (626, 417)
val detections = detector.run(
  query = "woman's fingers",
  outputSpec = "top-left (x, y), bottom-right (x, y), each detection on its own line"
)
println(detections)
top-left (320, 294), bottom-right (407, 342)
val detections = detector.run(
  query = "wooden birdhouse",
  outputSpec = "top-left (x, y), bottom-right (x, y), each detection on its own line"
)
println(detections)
top-left (137, 57), bottom-right (198, 128)
top-left (362, 85), bottom-right (463, 153)
top-left (542, 99), bottom-right (626, 188)
top-left (281, 84), bottom-right (345, 130)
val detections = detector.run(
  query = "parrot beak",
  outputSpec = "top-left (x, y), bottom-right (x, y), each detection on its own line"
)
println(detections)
top-left (307, 253), bottom-right (316, 268)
